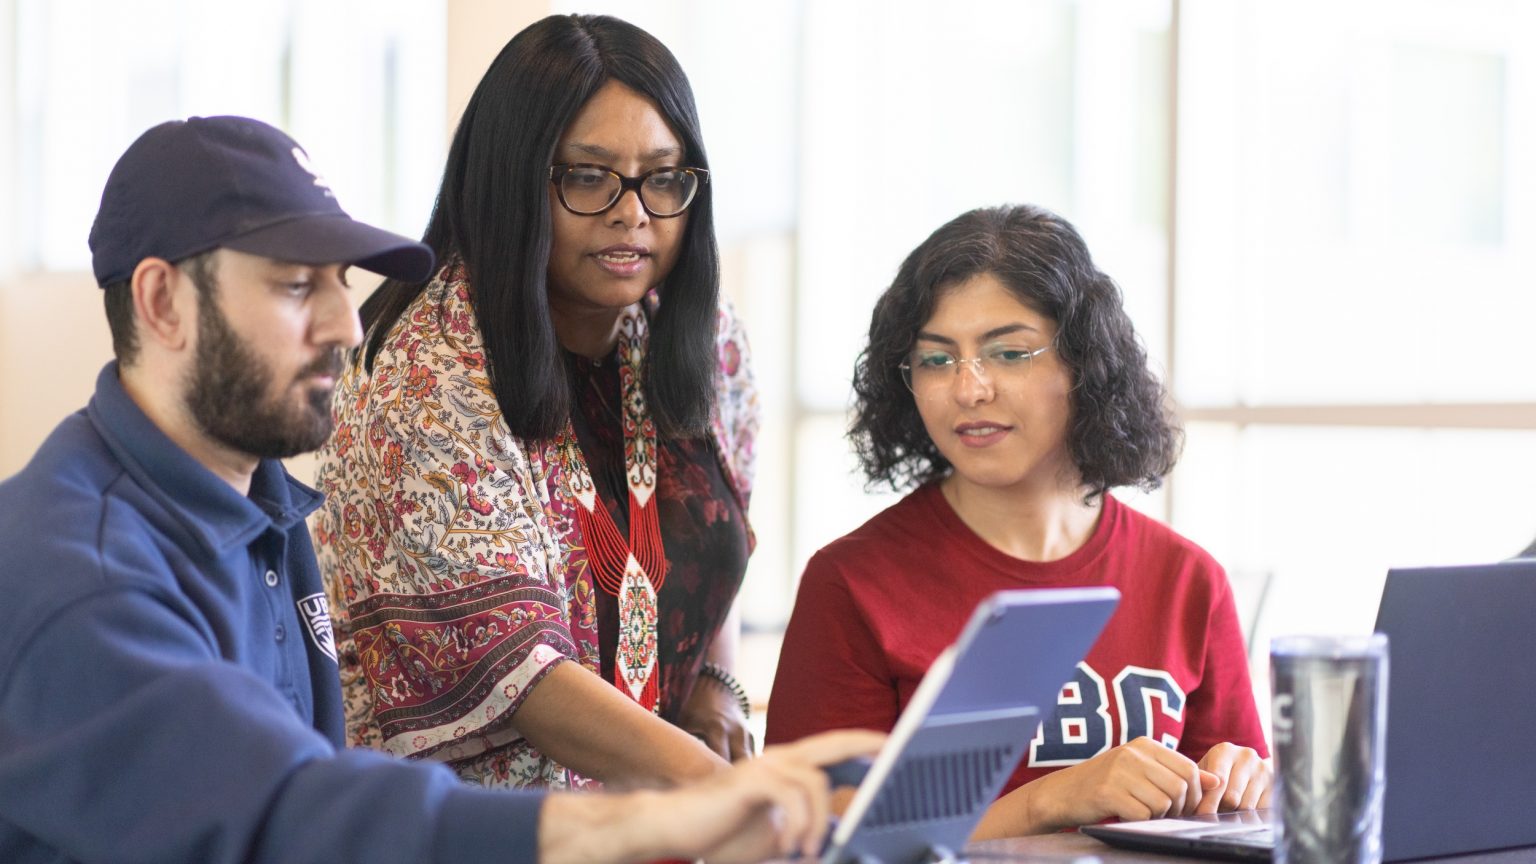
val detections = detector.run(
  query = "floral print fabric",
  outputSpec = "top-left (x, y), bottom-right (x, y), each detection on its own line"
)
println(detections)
top-left (312, 266), bottom-right (757, 789)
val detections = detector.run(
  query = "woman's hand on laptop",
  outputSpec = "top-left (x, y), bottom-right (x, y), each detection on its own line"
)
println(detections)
top-left (1194, 743), bottom-right (1272, 814)
top-left (973, 736), bottom-right (1221, 837)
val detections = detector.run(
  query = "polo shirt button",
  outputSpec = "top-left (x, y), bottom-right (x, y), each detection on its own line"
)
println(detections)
top-left (274, 624), bottom-right (286, 642)
top-left (264, 570), bottom-right (279, 588)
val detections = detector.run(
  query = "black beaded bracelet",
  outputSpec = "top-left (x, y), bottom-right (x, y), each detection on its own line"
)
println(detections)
top-left (699, 661), bottom-right (751, 719)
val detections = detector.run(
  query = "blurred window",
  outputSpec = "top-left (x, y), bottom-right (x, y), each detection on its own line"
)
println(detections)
top-left (6, 0), bottom-right (445, 273)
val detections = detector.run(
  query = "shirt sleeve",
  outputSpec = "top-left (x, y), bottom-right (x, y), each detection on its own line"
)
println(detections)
top-left (318, 344), bottom-right (577, 763)
top-left (765, 550), bottom-right (903, 745)
top-left (0, 587), bottom-right (544, 864)
top-left (1178, 570), bottom-right (1271, 761)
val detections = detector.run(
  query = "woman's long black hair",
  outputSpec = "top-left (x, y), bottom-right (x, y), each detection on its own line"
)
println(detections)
top-left (360, 14), bottom-right (720, 440)
top-left (849, 204), bottom-right (1181, 502)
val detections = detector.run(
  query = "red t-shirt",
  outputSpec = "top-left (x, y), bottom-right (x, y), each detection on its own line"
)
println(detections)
top-left (766, 483), bottom-right (1267, 796)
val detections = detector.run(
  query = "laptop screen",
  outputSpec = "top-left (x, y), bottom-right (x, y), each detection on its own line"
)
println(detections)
top-left (1078, 559), bottom-right (1536, 863)
top-left (1374, 559), bottom-right (1536, 861)
top-left (824, 586), bottom-right (1120, 864)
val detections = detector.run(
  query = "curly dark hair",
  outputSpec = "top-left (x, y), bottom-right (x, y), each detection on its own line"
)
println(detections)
top-left (849, 204), bottom-right (1181, 502)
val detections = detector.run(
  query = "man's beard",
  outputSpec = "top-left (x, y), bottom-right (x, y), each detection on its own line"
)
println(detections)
top-left (185, 297), bottom-right (343, 460)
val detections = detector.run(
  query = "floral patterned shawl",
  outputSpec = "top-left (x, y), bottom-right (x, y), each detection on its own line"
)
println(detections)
top-left (312, 265), bottom-right (757, 788)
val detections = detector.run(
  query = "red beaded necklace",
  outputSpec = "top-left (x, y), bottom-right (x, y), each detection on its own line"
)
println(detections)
top-left (560, 311), bottom-right (667, 713)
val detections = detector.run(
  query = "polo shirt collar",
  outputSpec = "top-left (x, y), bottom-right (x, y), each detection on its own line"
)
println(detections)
top-left (86, 362), bottom-right (323, 557)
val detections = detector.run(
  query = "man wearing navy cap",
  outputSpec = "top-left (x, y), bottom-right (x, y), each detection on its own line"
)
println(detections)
top-left (0, 116), bottom-right (877, 864)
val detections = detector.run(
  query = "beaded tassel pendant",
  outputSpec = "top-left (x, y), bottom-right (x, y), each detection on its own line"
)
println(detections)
top-left (566, 312), bottom-right (666, 714)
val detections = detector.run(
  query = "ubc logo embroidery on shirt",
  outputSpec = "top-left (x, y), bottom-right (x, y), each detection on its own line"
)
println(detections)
top-left (296, 593), bottom-right (337, 663)
top-left (1029, 662), bottom-right (1187, 766)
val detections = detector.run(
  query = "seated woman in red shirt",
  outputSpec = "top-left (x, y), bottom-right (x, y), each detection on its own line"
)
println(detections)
top-left (766, 204), bottom-right (1271, 837)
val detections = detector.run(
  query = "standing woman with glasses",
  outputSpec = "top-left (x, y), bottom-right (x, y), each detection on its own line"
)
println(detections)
top-left (766, 204), bottom-right (1271, 835)
top-left (312, 14), bottom-right (757, 791)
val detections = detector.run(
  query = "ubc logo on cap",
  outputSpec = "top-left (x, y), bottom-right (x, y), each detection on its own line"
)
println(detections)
top-left (296, 593), bottom-right (337, 663)
top-left (291, 147), bottom-right (335, 199)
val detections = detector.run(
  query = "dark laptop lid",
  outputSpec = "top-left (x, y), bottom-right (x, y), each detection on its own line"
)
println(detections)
top-left (1375, 559), bottom-right (1536, 861)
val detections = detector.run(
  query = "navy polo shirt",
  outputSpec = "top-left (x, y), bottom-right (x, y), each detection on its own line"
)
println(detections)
top-left (0, 362), bottom-right (542, 864)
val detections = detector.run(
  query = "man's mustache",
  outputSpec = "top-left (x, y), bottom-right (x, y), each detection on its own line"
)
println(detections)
top-left (299, 348), bottom-right (345, 380)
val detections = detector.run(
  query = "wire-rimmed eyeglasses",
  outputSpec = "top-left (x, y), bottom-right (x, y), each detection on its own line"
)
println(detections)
top-left (898, 342), bottom-right (1053, 396)
top-left (548, 163), bottom-right (709, 218)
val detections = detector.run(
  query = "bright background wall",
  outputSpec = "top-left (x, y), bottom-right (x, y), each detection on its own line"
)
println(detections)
top-left (3, 0), bottom-right (1535, 724)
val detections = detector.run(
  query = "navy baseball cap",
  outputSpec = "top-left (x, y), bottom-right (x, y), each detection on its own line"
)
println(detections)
top-left (89, 115), bottom-right (434, 287)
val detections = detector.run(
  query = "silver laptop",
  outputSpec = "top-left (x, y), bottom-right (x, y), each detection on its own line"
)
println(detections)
top-left (1082, 558), bottom-right (1536, 862)
top-left (1080, 809), bottom-right (1275, 861)
top-left (821, 586), bottom-right (1119, 864)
